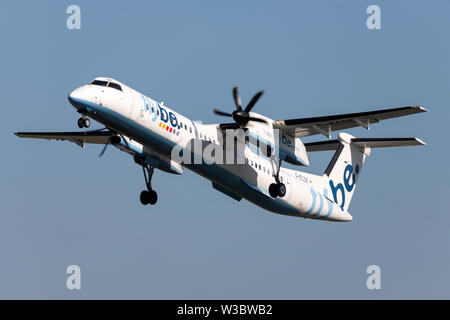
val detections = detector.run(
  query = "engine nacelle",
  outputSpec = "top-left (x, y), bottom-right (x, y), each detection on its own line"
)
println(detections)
top-left (279, 134), bottom-right (310, 167)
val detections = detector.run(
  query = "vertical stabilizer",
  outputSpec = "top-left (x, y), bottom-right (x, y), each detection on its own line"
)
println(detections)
top-left (323, 133), bottom-right (369, 211)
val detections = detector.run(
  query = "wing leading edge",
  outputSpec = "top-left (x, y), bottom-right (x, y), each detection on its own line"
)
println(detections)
top-left (14, 130), bottom-right (113, 148)
top-left (304, 137), bottom-right (426, 152)
top-left (273, 106), bottom-right (427, 138)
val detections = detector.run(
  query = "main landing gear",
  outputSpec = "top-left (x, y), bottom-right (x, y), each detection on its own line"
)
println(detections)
top-left (268, 158), bottom-right (286, 198)
top-left (269, 182), bottom-right (286, 198)
top-left (77, 116), bottom-right (90, 128)
top-left (140, 164), bottom-right (158, 205)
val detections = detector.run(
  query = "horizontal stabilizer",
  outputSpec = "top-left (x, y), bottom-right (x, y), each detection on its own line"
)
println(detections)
top-left (305, 137), bottom-right (426, 152)
top-left (351, 137), bottom-right (426, 148)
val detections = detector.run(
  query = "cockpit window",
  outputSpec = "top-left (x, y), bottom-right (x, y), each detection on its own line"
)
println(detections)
top-left (108, 82), bottom-right (122, 91)
top-left (90, 80), bottom-right (108, 87)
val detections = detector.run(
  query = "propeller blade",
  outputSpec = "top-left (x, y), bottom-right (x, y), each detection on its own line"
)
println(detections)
top-left (245, 91), bottom-right (264, 113)
top-left (232, 86), bottom-right (242, 110)
top-left (93, 127), bottom-right (108, 132)
top-left (248, 116), bottom-right (267, 124)
top-left (119, 133), bottom-right (130, 149)
top-left (99, 142), bottom-right (109, 157)
top-left (213, 109), bottom-right (233, 117)
top-left (213, 86), bottom-right (266, 128)
top-left (219, 123), bottom-right (241, 130)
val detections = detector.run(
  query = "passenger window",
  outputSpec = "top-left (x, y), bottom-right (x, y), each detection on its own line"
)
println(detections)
top-left (151, 106), bottom-right (154, 113)
top-left (189, 127), bottom-right (192, 133)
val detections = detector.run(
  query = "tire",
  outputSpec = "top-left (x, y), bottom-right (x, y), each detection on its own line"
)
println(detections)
top-left (269, 183), bottom-right (278, 198)
top-left (77, 118), bottom-right (84, 128)
top-left (83, 118), bottom-right (90, 128)
top-left (140, 190), bottom-right (149, 205)
top-left (148, 190), bottom-right (158, 205)
top-left (277, 183), bottom-right (286, 197)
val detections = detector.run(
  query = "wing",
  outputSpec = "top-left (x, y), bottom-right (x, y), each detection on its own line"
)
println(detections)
top-left (15, 130), bottom-right (184, 175)
top-left (14, 130), bottom-right (113, 148)
top-left (305, 137), bottom-right (426, 152)
top-left (273, 106), bottom-right (427, 138)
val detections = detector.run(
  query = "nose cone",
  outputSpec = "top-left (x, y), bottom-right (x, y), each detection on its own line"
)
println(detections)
top-left (68, 86), bottom-right (90, 110)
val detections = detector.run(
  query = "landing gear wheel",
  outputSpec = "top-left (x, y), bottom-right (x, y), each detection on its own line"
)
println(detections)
top-left (140, 190), bottom-right (158, 205)
top-left (147, 189), bottom-right (157, 205)
top-left (269, 183), bottom-right (278, 198)
top-left (140, 190), bottom-right (149, 205)
top-left (276, 183), bottom-right (286, 197)
top-left (269, 183), bottom-right (286, 198)
top-left (77, 117), bottom-right (90, 128)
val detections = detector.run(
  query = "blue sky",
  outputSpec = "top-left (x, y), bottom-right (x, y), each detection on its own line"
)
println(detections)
top-left (1, 0), bottom-right (449, 298)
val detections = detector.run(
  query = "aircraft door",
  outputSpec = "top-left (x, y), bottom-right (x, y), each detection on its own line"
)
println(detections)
top-left (136, 93), bottom-right (150, 124)
top-left (128, 89), bottom-right (140, 120)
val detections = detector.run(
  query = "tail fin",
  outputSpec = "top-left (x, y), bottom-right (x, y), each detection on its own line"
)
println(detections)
top-left (305, 133), bottom-right (426, 211)
top-left (323, 133), bottom-right (367, 211)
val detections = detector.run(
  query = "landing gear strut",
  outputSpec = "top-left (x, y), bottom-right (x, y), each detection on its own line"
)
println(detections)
top-left (269, 158), bottom-right (286, 198)
top-left (77, 116), bottom-right (90, 128)
top-left (140, 164), bottom-right (158, 205)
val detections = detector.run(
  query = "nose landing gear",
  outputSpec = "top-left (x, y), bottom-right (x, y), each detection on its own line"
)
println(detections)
top-left (140, 164), bottom-right (158, 205)
top-left (77, 116), bottom-right (90, 128)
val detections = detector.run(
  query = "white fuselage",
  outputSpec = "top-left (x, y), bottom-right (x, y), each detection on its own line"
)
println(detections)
top-left (68, 78), bottom-right (352, 221)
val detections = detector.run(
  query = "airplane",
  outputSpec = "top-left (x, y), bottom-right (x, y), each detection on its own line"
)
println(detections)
top-left (15, 77), bottom-right (427, 222)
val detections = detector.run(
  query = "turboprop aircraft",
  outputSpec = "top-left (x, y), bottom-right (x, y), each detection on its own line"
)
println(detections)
top-left (15, 77), bottom-right (427, 221)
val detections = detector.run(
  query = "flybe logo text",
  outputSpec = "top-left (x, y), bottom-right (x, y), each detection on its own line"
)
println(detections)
top-left (157, 105), bottom-right (181, 136)
top-left (329, 164), bottom-right (359, 210)
top-left (141, 94), bottom-right (181, 136)
top-left (158, 105), bottom-right (179, 128)
top-left (141, 94), bottom-right (179, 129)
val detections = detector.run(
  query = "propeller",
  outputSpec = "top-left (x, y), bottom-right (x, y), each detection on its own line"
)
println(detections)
top-left (213, 86), bottom-right (267, 127)
top-left (98, 142), bottom-right (109, 157)
top-left (98, 133), bottom-right (129, 157)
